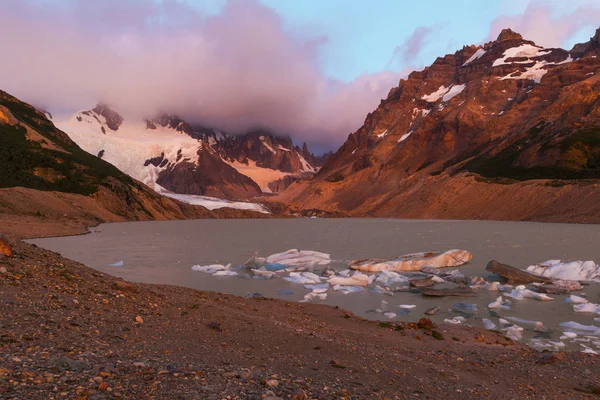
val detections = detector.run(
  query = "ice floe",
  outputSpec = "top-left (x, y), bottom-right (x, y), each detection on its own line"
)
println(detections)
top-left (107, 260), bottom-right (124, 267)
top-left (503, 285), bottom-right (553, 301)
top-left (573, 303), bottom-right (600, 314)
top-left (349, 249), bottom-right (472, 272)
top-left (526, 260), bottom-right (600, 282)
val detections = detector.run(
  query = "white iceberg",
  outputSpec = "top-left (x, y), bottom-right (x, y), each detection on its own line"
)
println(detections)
top-left (191, 264), bottom-right (228, 273)
top-left (107, 260), bottom-right (124, 267)
top-left (566, 295), bottom-right (588, 304)
top-left (488, 296), bottom-right (510, 310)
top-left (482, 318), bottom-right (496, 330)
top-left (574, 303), bottom-right (600, 314)
top-left (503, 286), bottom-right (553, 301)
top-left (526, 260), bottom-right (600, 282)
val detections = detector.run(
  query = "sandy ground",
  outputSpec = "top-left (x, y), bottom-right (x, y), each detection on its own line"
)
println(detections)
top-left (1, 219), bottom-right (599, 399)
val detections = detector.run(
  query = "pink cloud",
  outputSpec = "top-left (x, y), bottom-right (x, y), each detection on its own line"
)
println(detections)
top-left (0, 0), bottom-right (403, 149)
top-left (488, 2), bottom-right (600, 48)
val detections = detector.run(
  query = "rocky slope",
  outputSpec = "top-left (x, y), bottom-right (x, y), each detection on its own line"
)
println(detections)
top-left (278, 28), bottom-right (600, 220)
top-left (58, 108), bottom-right (321, 199)
top-left (0, 90), bottom-right (267, 235)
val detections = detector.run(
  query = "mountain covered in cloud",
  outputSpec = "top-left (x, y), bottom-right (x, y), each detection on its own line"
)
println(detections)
top-left (277, 28), bottom-right (600, 222)
top-left (56, 106), bottom-right (323, 199)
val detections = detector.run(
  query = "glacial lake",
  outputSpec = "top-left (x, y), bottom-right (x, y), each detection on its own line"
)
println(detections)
top-left (30, 218), bottom-right (600, 352)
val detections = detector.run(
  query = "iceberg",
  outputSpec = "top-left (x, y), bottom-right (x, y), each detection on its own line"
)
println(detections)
top-left (566, 295), bottom-right (588, 304)
top-left (107, 260), bottom-right (124, 267)
top-left (482, 318), bottom-right (496, 330)
top-left (213, 270), bottom-right (238, 276)
top-left (328, 273), bottom-right (369, 287)
top-left (526, 260), bottom-right (600, 282)
top-left (283, 272), bottom-right (322, 285)
top-left (191, 264), bottom-right (228, 273)
top-left (488, 296), bottom-right (510, 310)
top-left (504, 286), bottom-right (553, 301)
top-left (349, 249), bottom-right (472, 272)
top-left (573, 303), bottom-right (600, 314)
top-left (332, 285), bottom-right (365, 294)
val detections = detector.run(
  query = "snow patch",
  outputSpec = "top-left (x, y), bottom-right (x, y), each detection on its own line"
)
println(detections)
top-left (376, 129), bottom-right (388, 139)
top-left (492, 44), bottom-right (552, 67)
top-left (463, 48), bottom-right (486, 66)
top-left (398, 131), bottom-right (413, 143)
top-left (261, 141), bottom-right (276, 155)
top-left (226, 159), bottom-right (290, 193)
top-left (421, 85), bottom-right (450, 102)
top-left (442, 84), bottom-right (466, 102)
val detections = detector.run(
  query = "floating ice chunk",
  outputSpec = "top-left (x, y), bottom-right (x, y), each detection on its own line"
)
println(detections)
top-left (567, 295), bottom-right (588, 304)
top-left (482, 318), bottom-right (496, 330)
top-left (398, 304), bottom-right (416, 309)
top-left (431, 276), bottom-right (445, 283)
top-left (262, 249), bottom-right (331, 267)
top-left (444, 317), bottom-right (464, 325)
top-left (213, 270), bottom-right (238, 276)
top-left (305, 283), bottom-right (329, 291)
top-left (487, 282), bottom-right (500, 291)
top-left (284, 272), bottom-right (320, 285)
top-left (504, 325), bottom-right (524, 341)
top-left (384, 312), bottom-right (397, 319)
top-left (252, 268), bottom-right (276, 279)
top-left (581, 348), bottom-right (598, 354)
top-left (529, 339), bottom-right (565, 352)
top-left (375, 270), bottom-right (409, 286)
top-left (453, 303), bottom-right (478, 312)
top-left (560, 322), bottom-right (600, 335)
top-left (562, 332), bottom-right (578, 339)
top-left (107, 261), bottom-right (124, 267)
top-left (301, 291), bottom-right (327, 302)
top-left (192, 264), bottom-right (227, 273)
top-left (370, 285), bottom-right (392, 295)
top-left (506, 317), bottom-right (547, 332)
top-left (574, 303), bottom-right (600, 314)
top-left (526, 260), bottom-right (600, 281)
top-left (504, 287), bottom-right (553, 301)
top-left (333, 285), bottom-right (365, 294)
top-left (329, 273), bottom-right (369, 287)
top-left (488, 296), bottom-right (510, 310)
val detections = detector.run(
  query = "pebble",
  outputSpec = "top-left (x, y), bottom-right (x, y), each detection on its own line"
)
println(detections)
top-left (135, 316), bottom-right (144, 324)
top-left (266, 379), bottom-right (279, 388)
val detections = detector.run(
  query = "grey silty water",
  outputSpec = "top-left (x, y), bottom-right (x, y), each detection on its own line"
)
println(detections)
top-left (29, 218), bottom-right (600, 352)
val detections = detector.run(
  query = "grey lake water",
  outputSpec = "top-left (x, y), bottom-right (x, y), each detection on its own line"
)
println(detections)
top-left (30, 218), bottom-right (600, 352)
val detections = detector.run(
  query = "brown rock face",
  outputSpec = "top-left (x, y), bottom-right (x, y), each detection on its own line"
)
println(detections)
top-left (157, 148), bottom-right (262, 199)
top-left (278, 26), bottom-right (600, 221)
top-left (92, 104), bottom-right (123, 131)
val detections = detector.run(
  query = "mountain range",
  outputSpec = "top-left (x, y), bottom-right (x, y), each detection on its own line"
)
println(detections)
top-left (275, 27), bottom-right (600, 222)
top-left (55, 105), bottom-right (324, 200)
top-left (1, 26), bottom-right (600, 223)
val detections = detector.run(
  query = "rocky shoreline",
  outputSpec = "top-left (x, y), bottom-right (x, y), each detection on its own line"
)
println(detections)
top-left (1, 223), bottom-right (600, 399)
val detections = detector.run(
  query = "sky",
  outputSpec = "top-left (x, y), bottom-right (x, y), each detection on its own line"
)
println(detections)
top-left (0, 0), bottom-right (599, 151)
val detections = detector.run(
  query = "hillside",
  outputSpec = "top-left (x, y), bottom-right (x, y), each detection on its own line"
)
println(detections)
top-left (276, 28), bottom-right (600, 222)
top-left (0, 90), bottom-right (268, 236)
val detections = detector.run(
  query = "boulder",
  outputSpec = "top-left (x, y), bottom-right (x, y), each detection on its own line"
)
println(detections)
top-left (485, 260), bottom-right (551, 284)
top-left (350, 249), bottom-right (472, 272)
top-left (0, 238), bottom-right (13, 258)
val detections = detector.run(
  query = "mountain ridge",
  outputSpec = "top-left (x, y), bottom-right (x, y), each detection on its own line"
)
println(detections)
top-left (58, 106), bottom-right (324, 199)
top-left (275, 27), bottom-right (600, 221)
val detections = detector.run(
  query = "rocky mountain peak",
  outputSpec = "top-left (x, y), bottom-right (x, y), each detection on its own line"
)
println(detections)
top-left (496, 28), bottom-right (523, 42)
top-left (91, 103), bottom-right (123, 131)
top-left (570, 25), bottom-right (600, 58)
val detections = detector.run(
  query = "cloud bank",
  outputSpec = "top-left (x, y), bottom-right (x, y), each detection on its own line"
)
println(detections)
top-left (488, 2), bottom-right (600, 48)
top-left (0, 0), bottom-right (402, 149)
